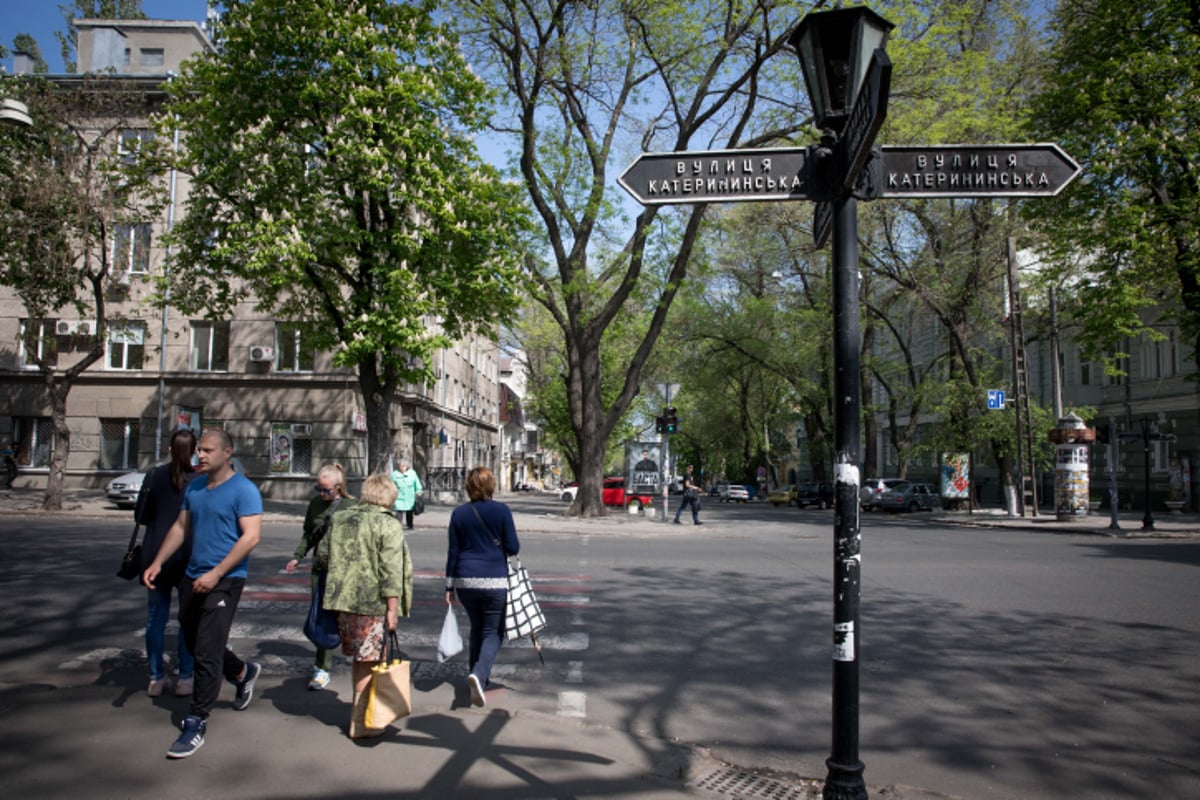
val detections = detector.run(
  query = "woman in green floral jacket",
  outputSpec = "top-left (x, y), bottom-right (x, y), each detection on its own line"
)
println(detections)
top-left (317, 472), bottom-right (412, 738)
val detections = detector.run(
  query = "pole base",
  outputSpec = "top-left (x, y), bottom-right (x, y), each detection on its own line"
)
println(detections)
top-left (823, 758), bottom-right (867, 800)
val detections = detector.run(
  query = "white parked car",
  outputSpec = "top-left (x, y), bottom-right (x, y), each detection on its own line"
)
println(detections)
top-left (560, 482), bottom-right (579, 502)
top-left (721, 484), bottom-right (751, 503)
top-left (106, 457), bottom-right (248, 509)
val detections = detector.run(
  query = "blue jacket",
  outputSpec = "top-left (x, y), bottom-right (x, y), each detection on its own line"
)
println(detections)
top-left (135, 465), bottom-right (199, 583)
top-left (445, 499), bottom-right (519, 590)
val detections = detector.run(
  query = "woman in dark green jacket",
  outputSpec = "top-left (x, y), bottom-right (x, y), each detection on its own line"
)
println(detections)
top-left (286, 463), bottom-right (355, 691)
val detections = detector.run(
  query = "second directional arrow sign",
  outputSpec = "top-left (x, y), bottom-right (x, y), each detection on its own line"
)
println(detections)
top-left (879, 143), bottom-right (1081, 198)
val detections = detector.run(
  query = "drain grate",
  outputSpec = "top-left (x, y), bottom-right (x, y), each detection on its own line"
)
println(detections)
top-left (693, 767), bottom-right (822, 799)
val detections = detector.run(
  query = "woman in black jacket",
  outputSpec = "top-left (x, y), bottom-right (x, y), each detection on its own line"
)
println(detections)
top-left (136, 428), bottom-right (199, 697)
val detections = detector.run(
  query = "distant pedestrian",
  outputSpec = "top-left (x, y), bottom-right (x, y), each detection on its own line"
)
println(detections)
top-left (2, 442), bottom-right (17, 489)
top-left (673, 464), bottom-right (702, 525)
top-left (445, 466), bottom-right (520, 708)
top-left (286, 463), bottom-right (356, 691)
top-left (317, 473), bottom-right (412, 738)
top-left (390, 458), bottom-right (423, 530)
top-left (135, 428), bottom-right (199, 698)
top-left (143, 429), bottom-right (263, 759)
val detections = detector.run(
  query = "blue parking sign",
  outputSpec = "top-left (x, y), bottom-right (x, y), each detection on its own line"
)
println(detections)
top-left (987, 389), bottom-right (1006, 410)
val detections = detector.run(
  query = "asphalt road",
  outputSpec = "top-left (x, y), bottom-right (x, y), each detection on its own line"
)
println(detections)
top-left (2, 495), bottom-right (1198, 799)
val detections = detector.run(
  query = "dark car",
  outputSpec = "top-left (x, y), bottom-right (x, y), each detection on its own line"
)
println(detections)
top-left (795, 481), bottom-right (834, 509)
top-left (877, 481), bottom-right (939, 513)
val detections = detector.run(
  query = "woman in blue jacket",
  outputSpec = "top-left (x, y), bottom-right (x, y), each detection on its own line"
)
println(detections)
top-left (444, 466), bottom-right (519, 707)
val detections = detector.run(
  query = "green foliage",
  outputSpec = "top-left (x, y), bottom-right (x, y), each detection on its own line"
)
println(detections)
top-left (1027, 0), bottom-right (1200, 373)
top-left (159, 0), bottom-right (529, 392)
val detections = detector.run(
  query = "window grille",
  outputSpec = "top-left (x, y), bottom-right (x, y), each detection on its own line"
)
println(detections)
top-left (100, 419), bottom-right (140, 471)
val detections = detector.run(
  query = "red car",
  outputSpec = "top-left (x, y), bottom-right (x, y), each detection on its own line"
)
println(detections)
top-left (602, 476), bottom-right (654, 511)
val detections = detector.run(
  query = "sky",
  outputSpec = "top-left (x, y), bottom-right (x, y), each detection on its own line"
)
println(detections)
top-left (1, 1), bottom-right (210, 74)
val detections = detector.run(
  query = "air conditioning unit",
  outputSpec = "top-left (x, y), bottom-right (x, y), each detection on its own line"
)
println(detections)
top-left (56, 320), bottom-right (96, 336)
top-left (290, 423), bottom-right (312, 436)
top-left (248, 345), bottom-right (275, 362)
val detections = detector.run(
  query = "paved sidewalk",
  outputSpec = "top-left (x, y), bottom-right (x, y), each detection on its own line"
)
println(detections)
top-left (3, 485), bottom-right (1197, 538)
top-left (0, 485), bottom-right (962, 799)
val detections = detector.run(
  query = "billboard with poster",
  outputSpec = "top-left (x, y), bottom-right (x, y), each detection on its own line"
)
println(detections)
top-left (940, 453), bottom-right (970, 500)
top-left (627, 442), bottom-right (662, 495)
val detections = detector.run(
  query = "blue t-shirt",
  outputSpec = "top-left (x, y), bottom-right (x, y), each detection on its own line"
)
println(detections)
top-left (183, 472), bottom-right (263, 580)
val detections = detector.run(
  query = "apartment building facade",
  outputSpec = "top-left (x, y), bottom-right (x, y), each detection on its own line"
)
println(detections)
top-left (1, 18), bottom-right (501, 500)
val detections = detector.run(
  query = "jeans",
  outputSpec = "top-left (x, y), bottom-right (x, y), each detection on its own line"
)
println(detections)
top-left (147, 583), bottom-right (194, 681)
top-left (310, 569), bottom-right (334, 671)
top-left (674, 494), bottom-right (700, 523)
top-left (455, 587), bottom-right (506, 686)
top-left (178, 576), bottom-right (248, 719)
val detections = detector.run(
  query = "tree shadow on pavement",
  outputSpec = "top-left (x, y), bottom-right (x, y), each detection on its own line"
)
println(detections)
top-left (582, 558), bottom-right (1200, 800)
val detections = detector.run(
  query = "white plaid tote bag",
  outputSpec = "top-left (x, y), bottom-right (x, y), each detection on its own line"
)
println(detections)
top-left (504, 556), bottom-right (546, 640)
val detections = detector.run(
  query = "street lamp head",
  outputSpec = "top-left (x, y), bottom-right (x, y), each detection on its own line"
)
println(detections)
top-left (790, 5), bottom-right (894, 134)
top-left (0, 97), bottom-right (33, 128)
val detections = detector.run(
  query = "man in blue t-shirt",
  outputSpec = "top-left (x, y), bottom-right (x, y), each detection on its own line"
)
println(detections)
top-left (144, 429), bottom-right (263, 759)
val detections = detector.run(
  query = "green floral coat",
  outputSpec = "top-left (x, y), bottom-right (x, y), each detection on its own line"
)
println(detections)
top-left (318, 504), bottom-right (412, 617)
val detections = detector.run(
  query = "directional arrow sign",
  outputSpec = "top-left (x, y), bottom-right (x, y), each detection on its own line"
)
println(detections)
top-left (837, 49), bottom-right (892, 193)
top-left (618, 146), bottom-right (818, 206)
top-left (879, 144), bottom-right (1081, 198)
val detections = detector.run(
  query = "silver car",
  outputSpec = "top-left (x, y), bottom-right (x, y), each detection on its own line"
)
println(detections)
top-left (105, 457), bottom-right (248, 509)
top-left (860, 478), bottom-right (905, 511)
top-left (877, 481), bottom-right (939, 513)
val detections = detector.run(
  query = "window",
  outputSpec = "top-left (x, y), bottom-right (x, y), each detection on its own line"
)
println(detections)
top-left (113, 223), bottom-right (152, 274)
top-left (100, 419), bottom-right (140, 471)
top-left (107, 322), bottom-right (146, 370)
top-left (118, 128), bottom-right (154, 164)
top-left (19, 319), bottom-right (57, 369)
top-left (12, 416), bottom-right (52, 468)
top-left (270, 422), bottom-right (312, 475)
top-left (190, 321), bottom-right (230, 371)
top-left (139, 48), bottom-right (164, 67)
top-left (275, 323), bottom-right (314, 372)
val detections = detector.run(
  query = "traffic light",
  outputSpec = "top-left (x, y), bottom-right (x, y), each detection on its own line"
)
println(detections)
top-left (665, 407), bottom-right (678, 434)
top-left (654, 416), bottom-right (666, 433)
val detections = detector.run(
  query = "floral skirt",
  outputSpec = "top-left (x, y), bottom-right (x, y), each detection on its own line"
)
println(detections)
top-left (337, 612), bottom-right (386, 662)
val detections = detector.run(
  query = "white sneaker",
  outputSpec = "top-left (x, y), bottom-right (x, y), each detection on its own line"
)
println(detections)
top-left (308, 668), bottom-right (331, 691)
top-left (467, 673), bottom-right (486, 707)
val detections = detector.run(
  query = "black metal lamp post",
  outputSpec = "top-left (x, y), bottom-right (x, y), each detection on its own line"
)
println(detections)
top-left (791, 6), bottom-right (893, 800)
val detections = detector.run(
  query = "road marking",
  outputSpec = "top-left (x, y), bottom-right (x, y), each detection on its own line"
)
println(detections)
top-left (557, 690), bottom-right (587, 718)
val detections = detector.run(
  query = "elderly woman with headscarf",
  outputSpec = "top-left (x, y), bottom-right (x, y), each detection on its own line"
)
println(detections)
top-left (318, 473), bottom-right (412, 738)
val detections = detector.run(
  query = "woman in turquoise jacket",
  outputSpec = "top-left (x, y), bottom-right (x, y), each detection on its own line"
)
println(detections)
top-left (390, 459), bottom-right (423, 530)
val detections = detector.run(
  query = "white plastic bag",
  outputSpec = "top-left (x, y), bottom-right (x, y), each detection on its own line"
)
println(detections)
top-left (437, 605), bottom-right (464, 663)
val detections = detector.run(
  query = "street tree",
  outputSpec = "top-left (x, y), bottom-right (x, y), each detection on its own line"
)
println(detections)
top-left (456, 0), bottom-right (806, 515)
top-left (56, 1), bottom-right (146, 73)
top-left (1028, 0), bottom-right (1200, 375)
top-left (159, 0), bottom-right (529, 472)
top-left (0, 75), bottom-right (165, 509)
top-left (853, 0), bottom-right (1043, 502)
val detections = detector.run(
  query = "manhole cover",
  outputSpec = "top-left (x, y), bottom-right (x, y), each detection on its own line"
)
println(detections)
top-left (693, 767), bottom-right (822, 799)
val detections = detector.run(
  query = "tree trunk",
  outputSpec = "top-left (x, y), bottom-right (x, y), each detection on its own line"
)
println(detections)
top-left (358, 356), bottom-right (397, 475)
top-left (42, 382), bottom-right (70, 512)
top-left (569, 346), bottom-right (610, 518)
